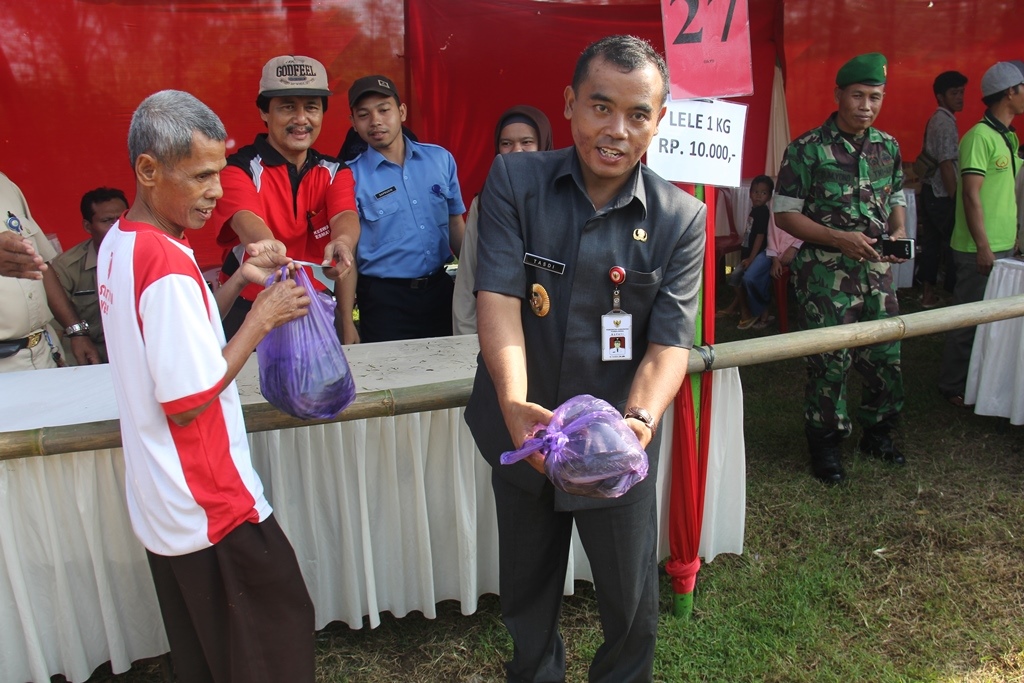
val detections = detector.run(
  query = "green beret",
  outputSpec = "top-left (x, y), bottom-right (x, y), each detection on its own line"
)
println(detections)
top-left (836, 53), bottom-right (887, 88)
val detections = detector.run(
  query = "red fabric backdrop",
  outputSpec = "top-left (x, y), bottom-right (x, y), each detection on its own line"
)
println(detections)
top-left (1, 0), bottom-right (777, 267)
top-left (782, 1), bottom-right (1023, 160)
top-left (0, 0), bottom-right (405, 268)
top-left (2, 0), bottom-right (1018, 268)
top-left (406, 0), bottom-right (779, 204)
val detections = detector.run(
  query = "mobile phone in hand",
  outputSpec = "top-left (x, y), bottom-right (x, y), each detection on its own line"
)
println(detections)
top-left (880, 238), bottom-right (915, 260)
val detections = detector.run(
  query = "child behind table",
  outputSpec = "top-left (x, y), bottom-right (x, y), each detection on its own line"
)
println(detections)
top-left (726, 175), bottom-right (774, 329)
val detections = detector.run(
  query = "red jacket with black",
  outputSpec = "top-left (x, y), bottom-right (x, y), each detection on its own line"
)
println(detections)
top-left (212, 134), bottom-right (356, 300)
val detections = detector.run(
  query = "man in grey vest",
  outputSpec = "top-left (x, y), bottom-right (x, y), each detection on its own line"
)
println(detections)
top-left (465, 35), bottom-right (706, 682)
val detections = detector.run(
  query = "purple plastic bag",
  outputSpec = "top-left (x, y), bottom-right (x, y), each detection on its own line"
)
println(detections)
top-left (500, 394), bottom-right (649, 499)
top-left (256, 267), bottom-right (356, 419)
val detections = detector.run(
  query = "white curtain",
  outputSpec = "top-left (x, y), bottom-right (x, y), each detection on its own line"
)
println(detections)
top-left (0, 353), bottom-right (745, 682)
top-left (766, 63), bottom-right (791, 178)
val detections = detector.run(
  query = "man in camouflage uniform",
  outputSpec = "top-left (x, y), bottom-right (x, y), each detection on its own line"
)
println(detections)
top-left (774, 53), bottom-right (909, 485)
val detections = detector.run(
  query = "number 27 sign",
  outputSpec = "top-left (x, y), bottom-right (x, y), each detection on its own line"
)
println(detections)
top-left (661, 0), bottom-right (753, 99)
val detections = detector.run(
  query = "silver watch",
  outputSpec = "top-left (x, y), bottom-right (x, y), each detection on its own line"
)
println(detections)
top-left (65, 321), bottom-right (90, 337)
top-left (624, 406), bottom-right (657, 438)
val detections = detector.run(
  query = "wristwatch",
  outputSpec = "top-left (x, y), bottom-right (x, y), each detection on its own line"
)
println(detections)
top-left (624, 406), bottom-right (657, 438)
top-left (65, 321), bottom-right (90, 337)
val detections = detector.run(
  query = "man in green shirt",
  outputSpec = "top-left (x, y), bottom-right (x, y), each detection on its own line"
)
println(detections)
top-left (939, 61), bottom-right (1024, 407)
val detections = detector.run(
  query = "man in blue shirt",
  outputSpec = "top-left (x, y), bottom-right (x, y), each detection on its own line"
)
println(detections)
top-left (342, 75), bottom-right (466, 342)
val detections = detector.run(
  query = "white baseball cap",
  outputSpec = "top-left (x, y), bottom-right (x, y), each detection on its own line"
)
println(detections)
top-left (259, 55), bottom-right (332, 98)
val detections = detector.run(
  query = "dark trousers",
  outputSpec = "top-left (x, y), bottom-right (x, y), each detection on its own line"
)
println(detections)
top-left (146, 515), bottom-right (315, 683)
top-left (938, 248), bottom-right (1014, 399)
top-left (220, 296), bottom-right (253, 341)
top-left (492, 472), bottom-right (659, 683)
top-left (356, 271), bottom-right (454, 343)
top-left (917, 184), bottom-right (957, 292)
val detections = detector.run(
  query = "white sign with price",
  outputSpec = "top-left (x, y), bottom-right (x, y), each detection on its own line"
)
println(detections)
top-left (647, 98), bottom-right (747, 188)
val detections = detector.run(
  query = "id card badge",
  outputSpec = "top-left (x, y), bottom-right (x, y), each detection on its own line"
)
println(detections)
top-left (602, 266), bottom-right (632, 361)
top-left (602, 312), bottom-right (632, 361)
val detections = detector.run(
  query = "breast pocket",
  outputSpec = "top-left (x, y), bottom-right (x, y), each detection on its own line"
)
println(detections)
top-left (622, 267), bottom-right (663, 308)
top-left (810, 167), bottom-right (856, 225)
top-left (360, 196), bottom-right (402, 249)
top-left (429, 183), bottom-right (453, 229)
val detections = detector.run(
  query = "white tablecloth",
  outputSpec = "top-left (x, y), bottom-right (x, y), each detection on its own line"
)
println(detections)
top-left (890, 190), bottom-right (918, 289)
top-left (0, 339), bottom-right (745, 683)
top-left (965, 257), bottom-right (1024, 424)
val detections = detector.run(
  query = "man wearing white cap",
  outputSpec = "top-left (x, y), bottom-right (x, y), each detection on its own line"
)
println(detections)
top-left (939, 61), bottom-right (1024, 407)
top-left (210, 55), bottom-right (360, 340)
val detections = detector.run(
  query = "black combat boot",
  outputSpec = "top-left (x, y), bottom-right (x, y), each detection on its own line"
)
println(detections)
top-left (859, 423), bottom-right (905, 466)
top-left (806, 427), bottom-right (845, 485)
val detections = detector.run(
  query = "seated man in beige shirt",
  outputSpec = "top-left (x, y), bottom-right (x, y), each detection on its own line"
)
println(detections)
top-left (0, 171), bottom-right (101, 371)
top-left (53, 187), bottom-right (129, 363)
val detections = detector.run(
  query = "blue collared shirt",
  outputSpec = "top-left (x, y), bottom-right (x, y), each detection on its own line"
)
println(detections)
top-left (348, 136), bottom-right (466, 278)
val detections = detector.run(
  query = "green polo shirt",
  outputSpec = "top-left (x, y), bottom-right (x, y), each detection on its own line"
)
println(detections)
top-left (951, 112), bottom-right (1020, 253)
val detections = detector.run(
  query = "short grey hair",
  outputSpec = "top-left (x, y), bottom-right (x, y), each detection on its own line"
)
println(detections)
top-left (128, 90), bottom-right (226, 167)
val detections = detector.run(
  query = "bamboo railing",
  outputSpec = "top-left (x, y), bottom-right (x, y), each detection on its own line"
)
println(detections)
top-left (3, 294), bottom-right (1023, 461)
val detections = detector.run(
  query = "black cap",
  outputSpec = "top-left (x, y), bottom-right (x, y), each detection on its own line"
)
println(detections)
top-left (348, 75), bottom-right (401, 108)
top-left (933, 71), bottom-right (968, 95)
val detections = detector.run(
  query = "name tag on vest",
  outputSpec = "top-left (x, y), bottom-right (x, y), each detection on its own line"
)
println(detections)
top-left (524, 253), bottom-right (565, 275)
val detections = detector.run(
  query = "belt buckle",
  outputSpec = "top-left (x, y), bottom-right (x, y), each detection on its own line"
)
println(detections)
top-left (410, 276), bottom-right (430, 289)
top-left (26, 331), bottom-right (43, 349)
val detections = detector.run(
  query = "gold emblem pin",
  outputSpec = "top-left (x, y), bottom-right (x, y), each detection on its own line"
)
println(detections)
top-left (529, 283), bottom-right (551, 317)
top-left (632, 228), bottom-right (648, 243)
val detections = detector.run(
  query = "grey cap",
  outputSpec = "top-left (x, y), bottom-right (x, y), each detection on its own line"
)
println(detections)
top-left (259, 55), bottom-right (332, 98)
top-left (980, 61), bottom-right (1024, 98)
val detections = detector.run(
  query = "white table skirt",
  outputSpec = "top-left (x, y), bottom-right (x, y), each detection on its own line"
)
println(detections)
top-left (965, 257), bottom-right (1024, 424)
top-left (890, 190), bottom-right (918, 289)
top-left (0, 339), bottom-right (745, 683)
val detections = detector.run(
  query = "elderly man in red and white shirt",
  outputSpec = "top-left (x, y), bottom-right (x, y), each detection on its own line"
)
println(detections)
top-left (99, 89), bottom-right (315, 683)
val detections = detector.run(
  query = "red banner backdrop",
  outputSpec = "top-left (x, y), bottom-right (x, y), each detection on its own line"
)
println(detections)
top-left (2, 0), bottom-right (779, 267)
top-left (782, 1), bottom-right (1023, 161)
top-left (0, 0), bottom-right (405, 268)
top-left (7, 1), bottom-right (1014, 271)
top-left (406, 0), bottom-right (778, 216)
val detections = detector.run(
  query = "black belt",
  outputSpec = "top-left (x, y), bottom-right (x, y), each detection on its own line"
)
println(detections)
top-left (0, 330), bottom-right (43, 359)
top-left (362, 269), bottom-right (448, 290)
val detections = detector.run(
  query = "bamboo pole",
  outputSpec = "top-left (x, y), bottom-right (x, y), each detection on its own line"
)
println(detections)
top-left (696, 294), bottom-right (1024, 372)
top-left (2, 294), bottom-right (1022, 461)
top-left (0, 380), bottom-right (474, 462)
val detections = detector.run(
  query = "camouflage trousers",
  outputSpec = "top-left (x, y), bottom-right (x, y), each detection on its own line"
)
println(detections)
top-left (793, 248), bottom-right (904, 436)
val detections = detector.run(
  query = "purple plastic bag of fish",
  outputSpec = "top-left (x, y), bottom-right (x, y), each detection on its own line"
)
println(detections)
top-left (500, 394), bottom-right (649, 498)
top-left (256, 267), bottom-right (356, 419)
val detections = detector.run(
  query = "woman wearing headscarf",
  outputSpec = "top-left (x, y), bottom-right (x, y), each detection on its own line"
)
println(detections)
top-left (452, 105), bottom-right (553, 334)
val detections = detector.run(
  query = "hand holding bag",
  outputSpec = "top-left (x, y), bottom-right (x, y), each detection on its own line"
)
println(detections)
top-left (256, 267), bottom-right (356, 419)
top-left (500, 394), bottom-right (649, 498)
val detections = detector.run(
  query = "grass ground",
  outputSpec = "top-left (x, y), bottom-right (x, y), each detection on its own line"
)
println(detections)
top-left (74, 282), bottom-right (1024, 683)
